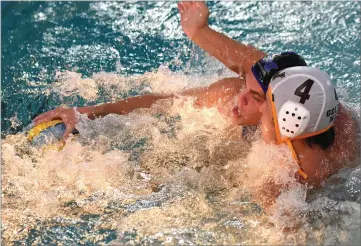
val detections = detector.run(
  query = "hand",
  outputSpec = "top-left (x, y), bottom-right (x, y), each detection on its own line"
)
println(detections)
top-left (177, 1), bottom-right (209, 39)
top-left (259, 101), bottom-right (277, 144)
top-left (33, 107), bottom-right (78, 140)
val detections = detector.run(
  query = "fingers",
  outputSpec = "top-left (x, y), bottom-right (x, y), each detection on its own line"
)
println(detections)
top-left (180, 1), bottom-right (192, 11)
top-left (33, 108), bottom-right (58, 120)
top-left (33, 111), bottom-right (49, 122)
top-left (63, 122), bottom-right (75, 140)
top-left (177, 2), bottom-right (184, 14)
top-left (33, 110), bottom-right (59, 125)
top-left (178, 1), bottom-right (205, 14)
top-left (33, 114), bottom-right (47, 124)
top-left (195, 1), bottom-right (206, 8)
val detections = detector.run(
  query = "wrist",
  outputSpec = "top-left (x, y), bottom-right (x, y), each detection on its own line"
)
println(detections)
top-left (187, 25), bottom-right (210, 41)
top-left (77, 106), bottom-right (97, 119)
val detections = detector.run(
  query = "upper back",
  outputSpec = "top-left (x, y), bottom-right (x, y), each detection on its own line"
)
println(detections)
top-left (294, 104), bottom-right (360, 186)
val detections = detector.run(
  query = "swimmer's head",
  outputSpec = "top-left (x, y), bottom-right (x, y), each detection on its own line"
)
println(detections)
top-left (259, 66), bottom-right (340, 148)
top-left (232, 52), bottom-right (307, 126)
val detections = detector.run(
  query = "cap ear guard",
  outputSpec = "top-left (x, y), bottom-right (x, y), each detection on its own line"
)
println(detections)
top-left (270, 66), bottom-right (339, 142)
top-left (277, 101), bottom-right (311, 138)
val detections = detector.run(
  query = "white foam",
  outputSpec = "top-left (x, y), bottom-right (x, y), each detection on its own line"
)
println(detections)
top-left (2, 71), bottom-right (360, 245)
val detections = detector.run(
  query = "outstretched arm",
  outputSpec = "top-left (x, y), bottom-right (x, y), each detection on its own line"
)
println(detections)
top-left (33, 77), bottom-right (244, 139)
top-left (178, 1), bottom-right (266, 75)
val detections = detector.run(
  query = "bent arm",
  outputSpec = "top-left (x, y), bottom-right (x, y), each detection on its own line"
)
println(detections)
top-left (191, 26), bottom-right (266, 75)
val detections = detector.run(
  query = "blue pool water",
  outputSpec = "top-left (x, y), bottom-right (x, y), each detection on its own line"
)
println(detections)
top-left (1, 1), bottom-right (360, 245)
top-left (2, 1), bottom-right (360, 135)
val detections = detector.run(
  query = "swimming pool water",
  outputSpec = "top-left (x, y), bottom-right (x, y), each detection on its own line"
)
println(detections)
top-left (1, 1), bottom-right (360, 245)
top-left (2, 1), bottom-right (360, 135)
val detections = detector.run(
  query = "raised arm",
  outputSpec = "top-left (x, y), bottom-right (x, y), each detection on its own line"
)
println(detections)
top-left (178, 1), bottom-right (266, 75)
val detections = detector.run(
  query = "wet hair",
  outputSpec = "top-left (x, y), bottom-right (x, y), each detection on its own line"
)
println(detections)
top-left (304, 126), bottom-right (335, 150)
top-left (261, 52), bottom-right (308, 85)
top-left (272, 52), bottom-right (307, 68)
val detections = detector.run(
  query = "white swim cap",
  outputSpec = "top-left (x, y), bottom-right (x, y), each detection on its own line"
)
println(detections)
top-left (267, 66), bottom-right (340, 143)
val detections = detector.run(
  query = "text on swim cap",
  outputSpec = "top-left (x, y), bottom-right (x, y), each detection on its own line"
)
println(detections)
top-left (327, 104), bottom-right (339, 123)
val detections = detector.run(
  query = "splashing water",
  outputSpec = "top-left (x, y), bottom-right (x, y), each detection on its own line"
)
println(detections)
top-left (2, 1), bottom-right (360, 245)
top-left (2, 70), bottom-right (360, 245)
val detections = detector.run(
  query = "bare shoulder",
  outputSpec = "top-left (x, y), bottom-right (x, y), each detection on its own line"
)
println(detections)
top-left (187, 76), bottom-right (245, 109)
top-left (332, 104), bottom-right (360, 164)
top-left (207, 76), bottom-right (245, 95)
top-left (296, 104), bottom-right (360, 187)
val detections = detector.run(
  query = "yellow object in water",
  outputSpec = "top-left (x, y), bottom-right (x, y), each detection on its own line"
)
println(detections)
top-left (42, 139), bottom-right (66, 152)
top-left (27, 119), bottom-right (64, 142)
top-left (25, 119), bottom-right (78, 151)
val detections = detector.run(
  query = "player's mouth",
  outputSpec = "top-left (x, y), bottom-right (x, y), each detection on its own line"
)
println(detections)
top-left (232, 106), bottom-right (243, 118)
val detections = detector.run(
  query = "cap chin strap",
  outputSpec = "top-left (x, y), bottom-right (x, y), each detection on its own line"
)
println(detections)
top-left (267, 87), bottom-right (338, 180)
top-left (267, 89), bottom-right (308, 179)
top-left (285, 139), bottom-right (308, 180)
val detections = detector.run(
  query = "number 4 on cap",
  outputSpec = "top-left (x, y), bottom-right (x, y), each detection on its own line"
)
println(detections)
top-left (294, 79), bottom-right (314, 104)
